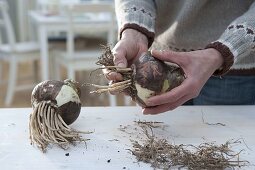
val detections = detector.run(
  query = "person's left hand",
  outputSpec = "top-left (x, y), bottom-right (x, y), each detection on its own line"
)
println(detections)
top-left (143, 48), bottom-right (224, 115)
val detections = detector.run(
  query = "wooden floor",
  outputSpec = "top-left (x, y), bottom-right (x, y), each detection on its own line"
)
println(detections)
top-left (0, 38), bottom-right (135, 108)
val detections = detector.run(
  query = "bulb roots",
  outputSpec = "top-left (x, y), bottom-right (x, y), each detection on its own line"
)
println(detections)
top-left (29, 101), bottom-right (90, 152)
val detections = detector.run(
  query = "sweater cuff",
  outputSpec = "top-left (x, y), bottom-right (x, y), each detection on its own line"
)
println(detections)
top-left (207, 23), bottom-right (255, 76)
top-left (119, 23), bottom-right (155, 48)
top-left (206, 42), bottom-right (234, 76)
top-left (115, 1), bottom-right (156, 48)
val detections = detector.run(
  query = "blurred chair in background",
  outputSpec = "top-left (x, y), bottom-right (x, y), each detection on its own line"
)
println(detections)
top-left (0, 0), bottom-right (41, 106)
top-left (54, 1), bottom-right (118, 106)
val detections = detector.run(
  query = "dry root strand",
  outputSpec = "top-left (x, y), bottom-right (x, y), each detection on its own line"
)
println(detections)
top-left (130, 123), bottom-right (248, 169)
top-left (29, 101), bottom-right (90, 152)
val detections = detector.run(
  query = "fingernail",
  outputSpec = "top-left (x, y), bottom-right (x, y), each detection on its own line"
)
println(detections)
top-left (150, 49), bottom-right (156, 54)
top-left (117, 62), bottom-right (125, 68)
top-left (145, 99), bottom-right (152, 106)
top-left (142, 109), bottom-right (149, 115)
top-left (152, 49), bottom-right (161, 55)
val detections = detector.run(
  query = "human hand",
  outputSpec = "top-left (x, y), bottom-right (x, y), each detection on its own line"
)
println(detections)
top-left (105, 29), bottom-right (149, 81)
top-left (143, 48), bottom-right (224, 114)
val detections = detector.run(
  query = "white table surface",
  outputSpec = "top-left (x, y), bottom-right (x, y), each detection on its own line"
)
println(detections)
top-left (1, 106), bottom-right (255, 170)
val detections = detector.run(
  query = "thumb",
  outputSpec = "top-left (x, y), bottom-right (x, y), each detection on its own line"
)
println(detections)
top-left (112, 48), bottom-right (128, 68)
top-left (151, 49), bottom-right (183, 66)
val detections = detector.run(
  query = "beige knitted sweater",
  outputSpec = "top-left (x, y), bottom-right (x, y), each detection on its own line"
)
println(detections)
top-left (115, 0), bottom-right (255, 75)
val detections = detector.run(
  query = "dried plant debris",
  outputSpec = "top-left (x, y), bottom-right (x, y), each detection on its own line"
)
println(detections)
top-left (96, 45), bottom-right (115, 67)
top-left (86, 45), bottom-right (133, 95)
top-left (201, 112), bottom-right (226, 126)
top-left (118, 120), bottom-right (168, 139)
top-left (130, 123), bottom-right (248, 169)
top-left (134, 120), bottom-right (165, 129)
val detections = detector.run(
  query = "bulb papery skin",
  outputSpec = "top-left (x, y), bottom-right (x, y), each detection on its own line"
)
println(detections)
top-left (129, 52), bottom-right (185, 107)
top-left (135, 83), bottom-right (156, 105)
top-left (31, 80), bottom-right (63, 109)
top-left (31, 80), bottom-right (81, 125)
top-left (55, 85), bottom-right (80, 107)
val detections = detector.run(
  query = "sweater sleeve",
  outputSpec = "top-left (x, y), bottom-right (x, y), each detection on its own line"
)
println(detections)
top-left (115, 0), bottom-right (156, 47)
top-left (206, 1), bottom-right (255, 76)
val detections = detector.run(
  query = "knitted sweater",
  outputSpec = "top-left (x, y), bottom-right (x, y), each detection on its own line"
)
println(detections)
top-left (115, 0), bottom-right (255, 75)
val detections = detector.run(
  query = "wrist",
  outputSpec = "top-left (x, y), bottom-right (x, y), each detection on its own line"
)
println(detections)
top-left (205, 42), bottom-right (234, 76)
top-left (122, 29), bottom-right (149, 47)
top-left (206, 48), bottom-right (224, 71)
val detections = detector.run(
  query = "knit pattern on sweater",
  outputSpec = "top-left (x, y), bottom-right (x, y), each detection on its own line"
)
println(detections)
top-left (115, 0), bottom-right (255, 75)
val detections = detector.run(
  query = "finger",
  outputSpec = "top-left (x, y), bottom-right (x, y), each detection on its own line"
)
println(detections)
top-left (109, 90), bottom-right (119, 95)
top-left (102, 68), bottom-right (123, 81)
top-left (108, 80), bottom-right (122, 95)
top-left (145, 79), bottom-right (191, 106)
top-left (105, 72), bottom-right (123, 81)
top-left (112, 47), bottom-right (128, 68)
top-left (151, 49), bottom-right (184, 66)
top-left (142, 94), bottom-right (190, 115)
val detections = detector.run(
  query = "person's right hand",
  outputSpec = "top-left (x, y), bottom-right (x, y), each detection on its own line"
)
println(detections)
top-left (106, 29), bottom-right (149, 82)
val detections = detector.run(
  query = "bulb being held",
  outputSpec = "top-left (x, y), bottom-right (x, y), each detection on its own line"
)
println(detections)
top-left (90, 46), bottom-right (185, 107)
top-left (128, 52), bottom-right (185, 107)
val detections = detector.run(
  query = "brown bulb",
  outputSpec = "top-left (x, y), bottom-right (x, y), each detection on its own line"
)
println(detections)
top-left (31, 79), bottom-right (81, 125)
